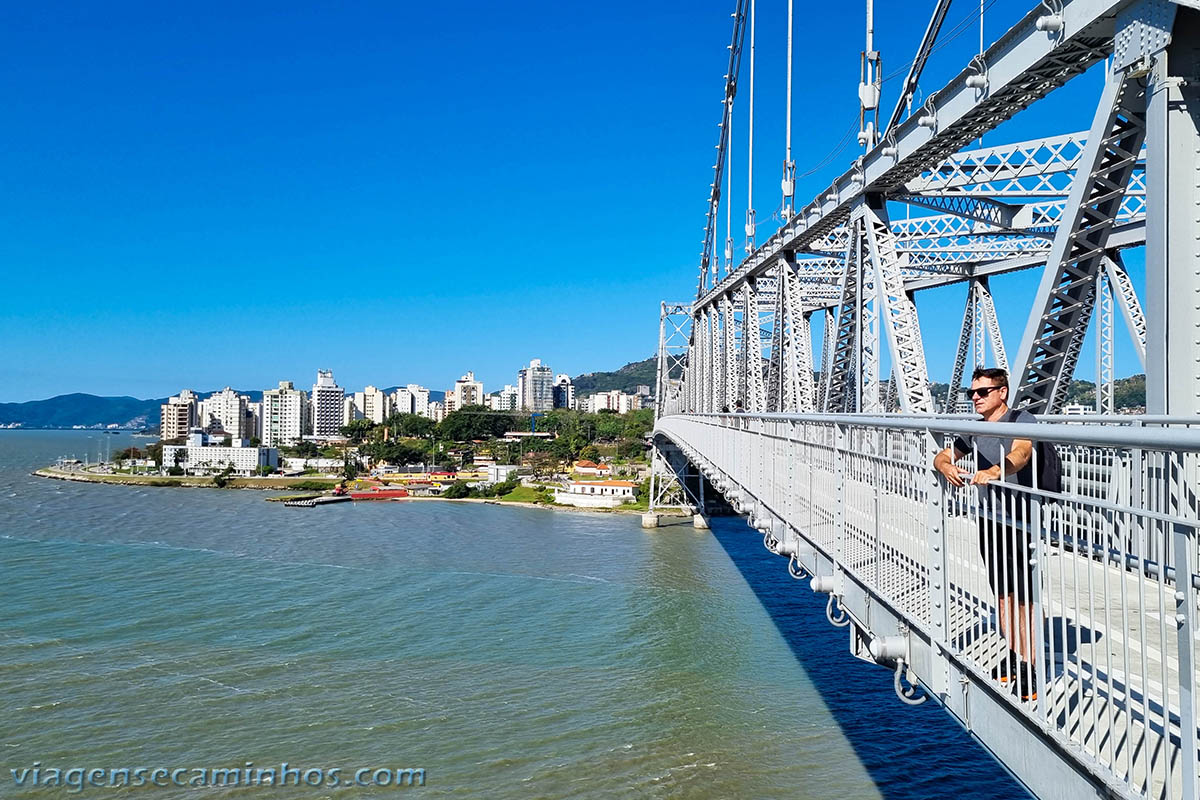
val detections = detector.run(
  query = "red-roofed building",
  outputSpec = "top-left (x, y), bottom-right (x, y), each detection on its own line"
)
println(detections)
top-left (573, 460), bottom-right (612, 477)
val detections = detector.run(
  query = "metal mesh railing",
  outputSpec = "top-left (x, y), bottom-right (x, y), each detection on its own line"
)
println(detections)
top-left (657, 412), bottom-right (1200, 800)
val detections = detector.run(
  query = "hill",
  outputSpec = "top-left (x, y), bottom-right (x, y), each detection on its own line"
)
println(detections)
top-left (0, 393), bottom-right (164, 429)
top-left (572, 357), bottom-right (656, 395)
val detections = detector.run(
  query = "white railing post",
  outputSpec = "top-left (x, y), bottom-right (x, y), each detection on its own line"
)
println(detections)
top-left (834, 422), bottom-right (846, 565)
top-left (925, 429), bottom-right (950, 699)
top-left (1172, 520), bottom-right (1198, 800)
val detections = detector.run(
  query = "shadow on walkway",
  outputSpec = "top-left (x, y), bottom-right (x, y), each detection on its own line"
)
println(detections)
top-left (709, 517), bottom-right (1033, 800)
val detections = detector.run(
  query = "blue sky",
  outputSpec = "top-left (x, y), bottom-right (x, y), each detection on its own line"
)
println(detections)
top-left (0, 1), bottom-right (1141, 402)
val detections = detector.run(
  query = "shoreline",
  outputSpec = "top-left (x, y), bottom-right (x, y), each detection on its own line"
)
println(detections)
top-left (32, 468), bottom-right (670, 519)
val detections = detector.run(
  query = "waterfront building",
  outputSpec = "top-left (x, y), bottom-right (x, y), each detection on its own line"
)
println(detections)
top-left (518, 359), bottom-right (554, 411)
top-left (486, 464), bottom-right (520, 483)
top-left (198, 387), bottom-right (249, 438)
top-left (552, 374), bottom-right (575, 410)
top-left (261, 381), bottom-right (307, 447)
top-left (159, 390), bottom-right (198, 442)
top-left (553, 480), bottom-right (637, 508)
top-left (246, 401), bottom-right (262, 441)
top-left (163, 430), bottom-right (279, 476)
top-left (311, 370), bottom-right (344, 437)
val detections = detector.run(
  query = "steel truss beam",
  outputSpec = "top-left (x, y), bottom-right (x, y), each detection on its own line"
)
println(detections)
top-left (823, 223), bottom-right (863, 412)
top-left (1015, 62), bottom-right (1149, 412)
top-left (946, 277), bottom-right (1009, 411)
top-left (860, 200), bottom-right (934, 413)
top-left (655, 302), bottom-right (692, 418)
top-left (699, 0), bottom-right (1125, 307)
top-left (1105, 252), bottom-right (1147, 367)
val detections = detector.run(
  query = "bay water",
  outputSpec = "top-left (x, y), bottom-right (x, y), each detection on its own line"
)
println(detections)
top-left (0, 431), bottom-right (1028, 798)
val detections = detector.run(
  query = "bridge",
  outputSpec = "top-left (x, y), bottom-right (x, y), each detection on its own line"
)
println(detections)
top-left (646, 1), bottom-right (1200, 798)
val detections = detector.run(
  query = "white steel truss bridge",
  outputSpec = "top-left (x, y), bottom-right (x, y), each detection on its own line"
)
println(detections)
top-left (649, 1), bottom-right (1200, 798)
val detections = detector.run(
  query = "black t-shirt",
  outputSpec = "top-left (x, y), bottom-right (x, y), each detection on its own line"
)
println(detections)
top-left (953, 408), bottom-right (1037, 488)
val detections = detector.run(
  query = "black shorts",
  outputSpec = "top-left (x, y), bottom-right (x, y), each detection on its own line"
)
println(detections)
top-left (977, 516), bottom-right (1035, 602)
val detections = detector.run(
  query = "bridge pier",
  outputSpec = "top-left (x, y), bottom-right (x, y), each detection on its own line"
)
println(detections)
top-left (692, 513), bottom-right (710, 529)
top-left (640, 512), bottom-right (661, 529)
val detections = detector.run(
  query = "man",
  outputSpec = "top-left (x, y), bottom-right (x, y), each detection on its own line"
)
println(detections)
top-left (933, 367), bottom-right (1038, 700)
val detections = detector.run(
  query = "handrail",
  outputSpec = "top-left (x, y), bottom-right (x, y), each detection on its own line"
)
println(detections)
top-left (676, 412), bottom-right (1200, 451)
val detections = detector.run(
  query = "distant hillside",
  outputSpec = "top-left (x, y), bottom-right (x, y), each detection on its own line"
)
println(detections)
top-left (0, 394), bottom-right (163, 429)
top-left (572, 357), bottom-right (656, 395)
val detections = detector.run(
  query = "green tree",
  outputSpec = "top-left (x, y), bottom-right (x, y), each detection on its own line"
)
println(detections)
top-left (437, 406), bottom-right (519, 442)
top-left (594, 412), bottom-right (624, 440)
top-left (212, 464), bottom-right (235, 488)
top-left (580, 444), bottom-right (601, 462)
top-left (442, 480), bottom-right (471, 499)
top-left (340, 419), bottom-right (377, 443)
top-left (386, 413), bottom-right (436, 439)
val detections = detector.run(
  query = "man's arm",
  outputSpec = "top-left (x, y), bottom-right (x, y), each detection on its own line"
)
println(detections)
top-left (970, 438), bottom-right (1033, 485)
top-left (933, 446), bottom-right (969, 487)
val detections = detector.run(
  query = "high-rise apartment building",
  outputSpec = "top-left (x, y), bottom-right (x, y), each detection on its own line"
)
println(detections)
top-left (343, 395), bottom-right (364, 426)
top-left (261, 381), bottom-right (307, 447)
top-left (447, 372), bottom-right (484, 413)
top-left (311, 370), bottom-right (344, 438)
top-left (518, 359), bottom-right (554, 411)
top-left (246, 401), bottom-right (262, 441)
top-left (390, 384), bottom-right (431, 417)
top-left (360, 385), bottom-right (391, 424)
top-left (160, 390), bottom-right (198, 442)
top-left (552, 374), bottom-right (575, 410)
top-left (198, 387), bottom-right (249, 439)
top-left (488, 385), bottom-right (519, 411)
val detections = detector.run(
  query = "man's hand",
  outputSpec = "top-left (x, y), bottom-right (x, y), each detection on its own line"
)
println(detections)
top-left (935, 457), bottom-right (966, 487)
top-left (971, 466), bottom-right (1002, 486)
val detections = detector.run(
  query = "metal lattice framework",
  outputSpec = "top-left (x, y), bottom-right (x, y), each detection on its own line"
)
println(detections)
top-left (675, 0), bottom-right (1196, 416)
top-left (654, 2), bottom-right (1200, 798)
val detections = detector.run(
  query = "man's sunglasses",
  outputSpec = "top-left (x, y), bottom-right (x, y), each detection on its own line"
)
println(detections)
top-left (964, 386), bottom-right (1003, 398)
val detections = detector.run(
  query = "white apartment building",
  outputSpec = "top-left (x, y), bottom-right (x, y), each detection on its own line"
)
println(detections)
top-left (159, 390), bottom-right (198, 441)
top-left (197, 387), bottom-right (249, 439)
top-left (246, 401), bottom-right (262, 441)
top-left (360, 385), bottom-right (391, 424)
top-left (343, 395), bottom-right (364, 425)
top-left (390, 384), bottom-right (431, 417)
top-left (163, 430), bottom-right (279, 476)
top-left (487, 385), bottom-right (519, 411)
top-left (446, 371), bottom-right (484, 413)
top-left (311, 370), bottom-right (344, 437)
top-left (518, 359), bottom-right (554, 411)
top-left (427, 401), bottom-right (446, 422)
top-left (261, 381), bottom-right (308, 447)
top-left (552, 374), bottom-right (575, 410)
top-left (584, 390), bottom-right (644, 414)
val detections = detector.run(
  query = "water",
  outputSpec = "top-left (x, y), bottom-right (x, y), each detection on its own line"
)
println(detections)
top-left (0, 431), bottom-right (1029, 798)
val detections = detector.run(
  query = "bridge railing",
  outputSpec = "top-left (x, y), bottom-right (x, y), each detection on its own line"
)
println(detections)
top-left (657, 412), bottom-right (1199, 800)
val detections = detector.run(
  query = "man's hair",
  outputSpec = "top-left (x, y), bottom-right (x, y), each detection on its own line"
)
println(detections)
top-left (971, 367), bottom-right (1009, 390)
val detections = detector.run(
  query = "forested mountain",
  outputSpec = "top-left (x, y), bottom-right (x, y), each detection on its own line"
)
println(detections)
top-left (572, 358), bottom-right (656, 395)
